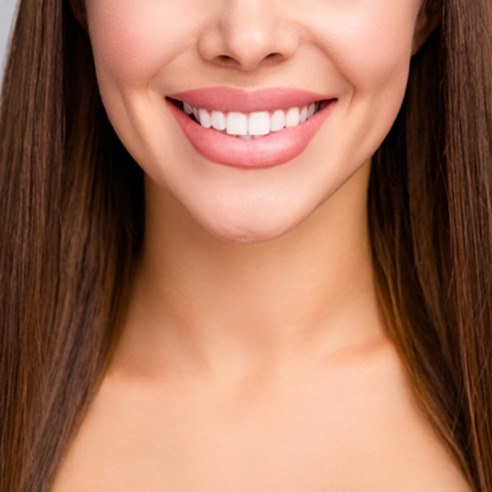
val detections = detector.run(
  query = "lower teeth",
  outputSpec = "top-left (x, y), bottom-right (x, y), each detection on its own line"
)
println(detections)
top-left (236, 134), bottom-right (264, 140)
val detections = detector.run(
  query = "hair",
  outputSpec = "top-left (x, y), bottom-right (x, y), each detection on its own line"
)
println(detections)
top-left (0, 0), bottom-right (491, 491)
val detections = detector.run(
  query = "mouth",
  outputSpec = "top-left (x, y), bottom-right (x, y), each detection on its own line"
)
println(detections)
top-left (165, 87), bottom-right (337, 169)
top-left (166, 97), bottom-right (331, 141)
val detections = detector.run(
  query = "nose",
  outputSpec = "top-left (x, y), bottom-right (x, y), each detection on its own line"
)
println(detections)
top-left (198, 1), bottom-right (300, 72)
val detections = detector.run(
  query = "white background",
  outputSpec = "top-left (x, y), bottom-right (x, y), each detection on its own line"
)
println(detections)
top-left (1, 0), bottom-right (20, 83)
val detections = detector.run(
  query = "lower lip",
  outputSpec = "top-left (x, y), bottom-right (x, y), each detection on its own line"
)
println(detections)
top-left (166, 100), bottom-right (336, 169)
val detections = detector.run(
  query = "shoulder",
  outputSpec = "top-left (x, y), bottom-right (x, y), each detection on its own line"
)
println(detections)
top-left (348, 340), bottom-right (473, 491)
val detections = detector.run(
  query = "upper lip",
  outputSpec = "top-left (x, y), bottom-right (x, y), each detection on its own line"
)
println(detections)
top-left (166, 86), bottom-right (333, 113)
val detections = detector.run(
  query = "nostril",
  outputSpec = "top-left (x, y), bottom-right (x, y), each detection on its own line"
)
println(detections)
top-left (215, 51), bottom-right (283, 70)
top-left (217, 54), bottom-right (235, 63)
top-left (263, 52), bottom-right (284, 65)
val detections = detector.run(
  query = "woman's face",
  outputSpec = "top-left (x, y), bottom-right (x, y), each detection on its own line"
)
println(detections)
top-left (84, 0), bottom-right (424, 243)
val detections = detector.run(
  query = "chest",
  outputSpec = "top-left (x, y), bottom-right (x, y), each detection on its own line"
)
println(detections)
top-left (51, 361), bottom-right (470, 491)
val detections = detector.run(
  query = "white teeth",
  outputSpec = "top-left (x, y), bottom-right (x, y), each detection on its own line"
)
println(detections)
top-left (248, 111), bottom-right (270, 136)
top-left (184, 102), bottom-right (321, 137)
top-left (285, 107), bottom-right (300, 127)
top-left (211, 110), bottom-right (226, 131)
top-left (226, 112), bottom-right (248, 136)
top-left (299, 106), bottom-right (308, 123)
top-left (270, 110), bottom-right (286, 132)
top-left (198, 109), bottom-right (211, 128)
top-left (307, 103), bottom-right (316, 118)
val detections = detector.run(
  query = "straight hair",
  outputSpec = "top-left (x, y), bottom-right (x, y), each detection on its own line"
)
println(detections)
top-left (0, 0), bottom-right (491, 490)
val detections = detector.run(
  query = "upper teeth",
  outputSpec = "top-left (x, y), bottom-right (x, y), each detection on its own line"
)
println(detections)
top-left (182, 102), bottom-right (320, 138)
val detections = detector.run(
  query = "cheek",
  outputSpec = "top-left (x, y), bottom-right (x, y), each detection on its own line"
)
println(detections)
top-left (343, 20), bottom-right (414, 95)
top-left (86, 0), bottom-right (201, 85)
top-left (307, 1), bottom-right (420, 94)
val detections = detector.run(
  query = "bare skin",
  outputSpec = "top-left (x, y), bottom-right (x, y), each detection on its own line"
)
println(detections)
top-left (52, 342), bottom-right (471, 491)
top-left (51, 3), bottom-right (472, 488)
top-left (51, 164), bottom-right (472, 491)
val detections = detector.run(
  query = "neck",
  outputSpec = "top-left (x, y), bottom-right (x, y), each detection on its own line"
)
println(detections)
top-left (115, 162), bottom-right (387, 382)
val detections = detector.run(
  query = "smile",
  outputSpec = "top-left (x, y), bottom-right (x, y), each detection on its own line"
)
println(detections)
top-left (173, 100), bottom-right (323, 140)
top-left (166, 87), bottom-right (336, 169)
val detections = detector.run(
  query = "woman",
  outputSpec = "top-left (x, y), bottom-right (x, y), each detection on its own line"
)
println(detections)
top-left (0, 0), bottom-right (491, 490)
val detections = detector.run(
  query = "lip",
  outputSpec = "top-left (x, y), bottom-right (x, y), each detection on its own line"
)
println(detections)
top-left (167, 86), bottom-right (333, 113)
top-left (166, 86), bottom-right (336, 169)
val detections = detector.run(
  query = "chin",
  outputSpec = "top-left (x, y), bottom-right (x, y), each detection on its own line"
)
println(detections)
top-left (196, 208), bottom-right (304, 245)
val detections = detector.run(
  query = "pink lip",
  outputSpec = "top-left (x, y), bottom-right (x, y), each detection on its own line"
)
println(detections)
top-left (168, 87), bottom-right (332, 113)
top-left (166, 87), bottom-right (336, 169)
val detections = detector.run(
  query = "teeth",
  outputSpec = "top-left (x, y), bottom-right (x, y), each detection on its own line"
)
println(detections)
top-left (226, 112), bottom-right (248, 136)
top-left (248, 111), bottom-right (270, 136)
top-left (271, 110), bottom-right (286, 132)
top-left (285, 107), bottom-right (300, 127)
top-left (307, 103), bottom-right (316, 119)
top-left (198, 109), bottom-right (211, 128)
top-left (185, 102), bottom-right (321, 137)
top-left (299, 106), bottom-right (308, 123)
top-left (211, 110), bottom-right (226, 131)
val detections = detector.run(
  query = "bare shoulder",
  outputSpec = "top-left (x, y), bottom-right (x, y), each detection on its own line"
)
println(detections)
top-left (51, 339), bottom-right (474, 492)
top-left (344, 340), bottom-right (473, 491)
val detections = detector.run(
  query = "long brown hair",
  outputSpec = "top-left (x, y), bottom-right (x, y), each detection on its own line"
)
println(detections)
top-left (1, 0), bottom-right (491, 491)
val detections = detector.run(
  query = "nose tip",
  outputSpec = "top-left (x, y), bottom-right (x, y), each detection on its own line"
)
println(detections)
top-left (198, 4), bottom-right (299, 72)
